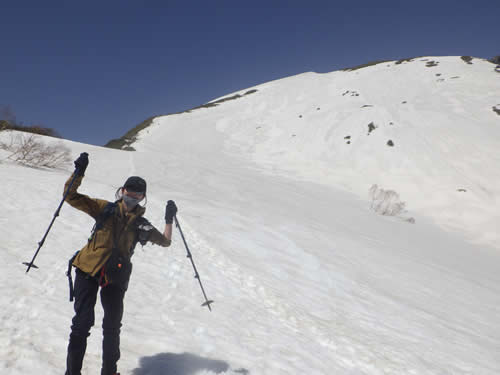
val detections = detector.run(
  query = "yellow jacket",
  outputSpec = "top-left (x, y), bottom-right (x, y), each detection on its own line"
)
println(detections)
top-left (64, 173), bottom-right (170, 276)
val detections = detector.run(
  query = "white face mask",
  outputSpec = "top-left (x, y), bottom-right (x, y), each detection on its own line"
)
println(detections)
top-left (123, 195), bottom-right (141, 209)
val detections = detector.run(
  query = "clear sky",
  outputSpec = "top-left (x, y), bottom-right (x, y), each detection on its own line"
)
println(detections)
top-left (1, 0), bottom-right (498, 146)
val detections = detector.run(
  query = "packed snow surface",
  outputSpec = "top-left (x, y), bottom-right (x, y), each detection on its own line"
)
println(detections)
top-left (1, 56), bottom-right (499, 374)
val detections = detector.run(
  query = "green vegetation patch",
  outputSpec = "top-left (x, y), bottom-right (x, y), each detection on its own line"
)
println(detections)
top-left (105, 116), bottom-right (156, 150)
top-left (395, 57), bottom-right (416, 65)
top-left (367, 122), bottom-right (377, 135)
top-left (105, 89), bottom-right (259, 150)
top-left (183, 89), bottom-right (258, 113)
top-left (489, 56), bottom-right (500, 64)
top-left (343, 56), bottom-right (429, 71)
top-left (0, 120), bottom-right (61, 138)
top-left (342, 60), bottom-right (391, 71)
top-left (461, 56), bottom-right (473, 64)
top-left (342, 90), bottom-right (359, 97)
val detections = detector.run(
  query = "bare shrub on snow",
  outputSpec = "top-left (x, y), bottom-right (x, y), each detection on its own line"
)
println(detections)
top-left (0, 132), bottom-right (71, 168)
top-left (369, 184), bottom-right (407, 217)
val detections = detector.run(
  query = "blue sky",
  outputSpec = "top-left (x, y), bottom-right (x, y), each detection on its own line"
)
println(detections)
top-left (1, 0), bottom-right (498, 146)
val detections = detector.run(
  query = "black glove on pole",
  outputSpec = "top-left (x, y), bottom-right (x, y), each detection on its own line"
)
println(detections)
top-left (173, 214), bottom-right (214, 311)
top-left (74, 152), bottom-right (89, 176)
top-left (24, 152), bottom-right (89, 273)
top-left (164, 200), bottom-right (177, 224)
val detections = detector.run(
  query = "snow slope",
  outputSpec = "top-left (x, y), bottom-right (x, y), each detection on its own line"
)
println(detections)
top-left (1, 56), bottom-right (500, 375)
top-left (135, 56), bottom-right (500, 249)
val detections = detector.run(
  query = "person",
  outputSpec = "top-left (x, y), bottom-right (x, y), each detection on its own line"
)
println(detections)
top-left (64, 152), bottom-right (177, 375)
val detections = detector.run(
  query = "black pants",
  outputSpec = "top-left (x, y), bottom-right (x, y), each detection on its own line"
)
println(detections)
top-left (66, 269), bottom-right (125, 375)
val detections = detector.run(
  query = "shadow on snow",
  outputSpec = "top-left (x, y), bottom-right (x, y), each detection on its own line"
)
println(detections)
top-left (131, 352), bottom-right (249, 375)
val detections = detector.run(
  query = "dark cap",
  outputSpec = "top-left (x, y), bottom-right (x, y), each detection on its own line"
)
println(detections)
top-left (124, 176), bottom-right (147, 194)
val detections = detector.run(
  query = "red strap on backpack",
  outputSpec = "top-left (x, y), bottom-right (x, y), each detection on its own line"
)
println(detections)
top-left (99, 266), bottom-right (109, 287)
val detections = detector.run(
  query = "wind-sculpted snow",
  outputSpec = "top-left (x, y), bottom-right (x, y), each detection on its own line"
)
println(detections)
top-left (1, 56), bottom-right (500, 375)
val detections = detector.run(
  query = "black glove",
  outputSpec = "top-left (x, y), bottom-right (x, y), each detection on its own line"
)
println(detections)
top-left (74, 152), bottom-right (89, 176)
top-left (165, 200), bottom-right (178, 224)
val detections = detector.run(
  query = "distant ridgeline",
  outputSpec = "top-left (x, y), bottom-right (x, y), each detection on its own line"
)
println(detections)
top-left (105, 54), bottom-right (500, 151)
top-left (342, 55), bottom-right (500, 71)
top-left (0, 120), bottom-right (61, 138)
top-left (105, 89), bottom-right (258, 151)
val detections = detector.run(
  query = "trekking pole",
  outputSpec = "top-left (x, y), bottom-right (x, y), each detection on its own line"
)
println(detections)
top-left (174, 215), bottom-right (214, 311)
top-left (23, 172), bottom-right (79, 273)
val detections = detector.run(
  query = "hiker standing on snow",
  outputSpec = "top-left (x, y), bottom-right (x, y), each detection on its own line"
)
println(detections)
top-left (64, 152), bottom-right (177, 375)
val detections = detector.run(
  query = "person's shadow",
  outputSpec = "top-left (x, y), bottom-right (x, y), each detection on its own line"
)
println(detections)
top-left (131, 352), bottom-right (249, 375)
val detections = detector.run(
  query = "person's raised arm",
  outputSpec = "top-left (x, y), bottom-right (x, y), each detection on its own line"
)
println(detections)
top-left (144, 200), bottom-right (177, 247)
top-left (64, 152), bottom-right (106, 219)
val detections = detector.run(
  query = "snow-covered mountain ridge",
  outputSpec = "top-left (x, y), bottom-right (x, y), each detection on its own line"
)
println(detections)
top-left (2, 55), bottom-right (500, 375)
top-left (125, 56), bottom-right (500, 248)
